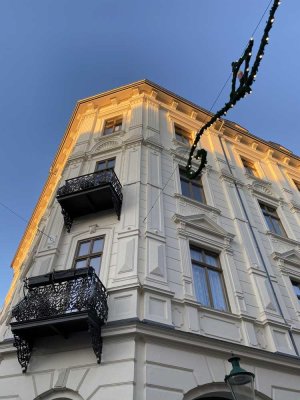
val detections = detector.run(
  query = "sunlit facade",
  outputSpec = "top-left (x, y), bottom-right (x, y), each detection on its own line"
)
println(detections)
top-left (1, 80), bottom-right (300, 399)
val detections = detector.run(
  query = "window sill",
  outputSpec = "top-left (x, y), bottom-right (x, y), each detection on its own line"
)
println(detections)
top-left (172, 138), bottom-right (190, 148)
top-left (245, 173), bottom-right (272, 186)
top-left (266, 230), bottom-right (299, 247)
top-left (174, 193), bottom-right (221, 215)
top-left (176, 297), bottom-right (238, 320)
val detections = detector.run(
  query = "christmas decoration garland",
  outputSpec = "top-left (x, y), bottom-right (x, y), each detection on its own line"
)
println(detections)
top-left (186, 0), bottom-right (281, 179)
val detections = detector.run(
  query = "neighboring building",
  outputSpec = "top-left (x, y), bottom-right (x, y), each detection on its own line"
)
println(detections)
top-left (1, 80), bottom-right (300, 400)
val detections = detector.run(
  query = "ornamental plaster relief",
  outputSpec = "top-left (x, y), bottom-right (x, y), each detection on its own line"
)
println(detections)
top-left (89, 138), bottom-right (122, 155)
top-left (174, 193), bottom-right (221, 222)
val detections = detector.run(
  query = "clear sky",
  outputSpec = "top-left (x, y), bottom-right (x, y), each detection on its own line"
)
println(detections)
top-left (0, 0), bottom-right (299, 306)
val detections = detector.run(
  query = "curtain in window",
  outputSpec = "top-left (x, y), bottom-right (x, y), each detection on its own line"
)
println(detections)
top-left (208, 270), bottom-right (227, 311)
top-left (193, 265), bottom-right (210, 306)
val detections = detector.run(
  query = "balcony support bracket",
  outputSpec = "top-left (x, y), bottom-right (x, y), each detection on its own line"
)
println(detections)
top-left (62, 208), bottom-right (73, 233)
top-left (111, 191), bottom-right (121, 220)
top-left (89, 322), bottom-right (103, 364)
top-left (13, 334), bottom-right (32, 373)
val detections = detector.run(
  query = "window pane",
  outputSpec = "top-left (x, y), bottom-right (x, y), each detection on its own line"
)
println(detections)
top-left (292, 282), bottom-right (300, 297)
top-left (264, 215), bottom-right (274, 232)
top-left (96, 161), bottom-right (105, 171)
top-left (192, 183), bottom-right (203, 203)
top-left (89, 256), bottom-right (102, 274)
top-left (190, 248), bottom-right (203, 262)
top-left (180, 178), bottom-right (190, 198)
top-left (103, 127), bottom-right (113, 135)
top-left (92, 238), bottom-right (104, 253)
top-left (107, 159), bottom-right (115, 169)
top-left (208, 270), bottom-right (227, 311)
top-left (192, 265), bottom-right (210, 306)
top-left (205, 253), bottom-right (218, 267)
top-left (75, 259), bottom-right (87, 269)
top-left (175, 133), bottom-right (182, 142)
top-left (271, 217), bottom-right (285, 236)
top-left (78, 241), bottom-right (90, 256)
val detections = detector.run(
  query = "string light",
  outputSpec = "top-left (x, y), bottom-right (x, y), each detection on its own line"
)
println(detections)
top-left (185, 0), bottom-right (281, 179)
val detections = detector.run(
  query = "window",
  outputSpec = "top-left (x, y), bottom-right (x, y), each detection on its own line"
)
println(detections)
top-left (241, 158), bottom-right (258, 177)
top-left (191, 246), bottom-right (228, 311)
top-left (180, 168), bottom-right (205, 203)
top-left (73, 237), bottom-right (104, 274)
top-left (95, 158), bottom-right (115, 172)
top-left (293, 180), bottom-right (300, 192)
top-left (259, 203), bottom-right (286, 237)
top-left (174, 125), bottom-right (190, 145)
top-left (103, 116), bottom-right (122, 135)
top-left (291, 280), bottom-right (300, 302)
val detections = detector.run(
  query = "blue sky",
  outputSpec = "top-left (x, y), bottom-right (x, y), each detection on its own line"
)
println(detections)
top-left (0, 0), bottom-right (299, 305)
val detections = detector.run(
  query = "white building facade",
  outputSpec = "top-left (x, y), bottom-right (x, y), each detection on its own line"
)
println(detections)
top-left (1, 80), bottom-right (300, 399)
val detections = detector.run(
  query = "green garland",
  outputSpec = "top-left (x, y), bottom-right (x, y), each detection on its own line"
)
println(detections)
top-left (186, 0), bottom-right (281, 179)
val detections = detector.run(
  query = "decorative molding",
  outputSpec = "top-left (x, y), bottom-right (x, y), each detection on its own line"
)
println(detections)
top-left (174, 193), bottom-right (221, 217)
top-left (167, 110), bottom-right (203, 132)
top-left (219, 169), bottom-right (244, 187)
top-left (170, 100), bottom-right (178, 110)
top-left (173, 213), bottom-right (234, 243)
top-left (289, 200), bottom-right (300, 213)
top-left (267, 231), bottom-right (300, 248)
top-left (90, 138), bottom-right (123, 155)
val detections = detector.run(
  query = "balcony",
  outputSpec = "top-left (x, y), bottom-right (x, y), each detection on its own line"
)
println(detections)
top-left (10, 267), bottom-right (108, 372)
top-left (56, 169), bottom-right (123, 232)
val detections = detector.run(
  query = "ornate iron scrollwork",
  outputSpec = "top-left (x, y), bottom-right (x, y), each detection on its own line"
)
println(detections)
top-left (13, 335), bottom-right (32, 373)
top-left (88, 322), bottom-right (103, 364)
top-left (57, 169), bottom-right (123, 200)
top-left (62, 208), bottom-right (73, 233)
top-left (57, 169), bottom-right (123, 231)
top-left (11, 267), bottom-right (108, 372)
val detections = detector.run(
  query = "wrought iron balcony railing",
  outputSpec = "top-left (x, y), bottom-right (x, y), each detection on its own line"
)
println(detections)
top-left (10, 267), bottom-right (108, 372)
top-left (56, 169), bottom-right (123, 232)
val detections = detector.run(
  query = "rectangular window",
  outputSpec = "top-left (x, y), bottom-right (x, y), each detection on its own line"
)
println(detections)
top-left (175, 125), bottom-right (190, 145)
top-left (259, 203), bottom-right (286, 237)
top-left (241, 158), bottom-right (258, 177)
top-left (180, 168), bottom-right (205, 203)
top-left (103, 116), bottom-right (122, 135)
top-left (95, 158), bottom-right (115, 172)
top-left (291, 280), bottom-right (300, 301)
top-left (191, 246), bottom-right (228, 311)
top-left (73, 236), bottom-right (104, 275)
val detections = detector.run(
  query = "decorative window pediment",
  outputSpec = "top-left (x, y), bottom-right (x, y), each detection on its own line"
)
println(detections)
top-left (173, 213), bottom-right (234, 243)
top-left (273, 249), bottom-right (300, 268)
top-left (248, 180), bottom-right (277, 202)
top-left (90, 139), bottom-right (122, 155)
